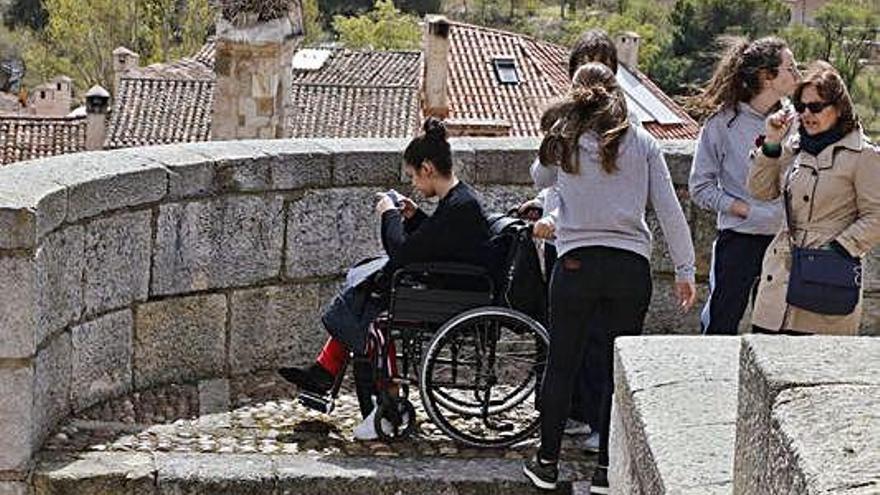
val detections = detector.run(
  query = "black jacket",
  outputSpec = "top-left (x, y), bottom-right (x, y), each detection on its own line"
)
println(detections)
top-left (381, 181), bottom-right (490, 273)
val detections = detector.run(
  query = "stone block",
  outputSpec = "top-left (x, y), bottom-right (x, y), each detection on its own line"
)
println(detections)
top-left (611, 336), bottom-right (740, 494)
top-left (162, 141), bottom-right (273, 196)
top-left (133, 145), bottom-right (221, 200)
top-left (643, 276), bottom-right (705, 334)
top-left (310, 138), bottom-right (409, 187)
top-left (134, 294), bottom-right (227, 389)
top-left (236, 139), bottom-right (333, 190)
top-left (34, 331), bottom-right (72, 448)
top-left (198, 379), bottom-right (230, 416)
top-left (0, 161), bottom-right (69, 248)
top-left (70, 309), bottom-right (133, 412)
top-left (0, 256), bottom-right (37, 359)
top-left (38, 150), bottom-right (166, 223)
top-left (229, 283), bottom-right (336, 375)
top-left (466, 137), bottom-right (541, 185)
top-left (658, 139), bottom-right (695, 186)
top-left (477, 185), bottom-right (537, 216)
top-left (688, 205), bottom-right (718, 280)
top-left (83, 211), bottom-right (151, 317)
top-left (860, 294), bottom-right (879, 336)
top-left (156, 453), bottom-right (273, 494)
top-left (646, 191), bottom-right (692, 276)
top-left (734, 335), bottom-right (880, 495)
top-left (0, 481), bottom-right (28, 495)
top-left (33, 452), bottom-right (156, 495)
top-left (0, 365), bottom-right (34, 471)
top-left (864, 248), bottom-right (879, 292)
top-left (36, 226), bottom-right (83, 347)
top-left (449, 140), bottom-right (477, 183)
top-left (152, 196), bottom-right (284, 296)
top-left (285, 188), bottom-right (383, 279)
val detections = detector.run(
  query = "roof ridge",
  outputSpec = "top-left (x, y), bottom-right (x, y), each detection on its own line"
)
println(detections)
top-left (446, 19), bottom-right (548, 46)
top-left (290, 82), bottom-right (419, 89)
top-left (0, 115), bottom-right (86, 123)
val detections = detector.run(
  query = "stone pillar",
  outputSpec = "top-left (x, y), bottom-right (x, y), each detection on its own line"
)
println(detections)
top-left (423, 16), bottom-right (450, 119)
top-left (614, 32), bottom-right (641, 69)
top-left (84, 85), bottom-right (111, 151)
top-left (211, 2), bottom-right (303, 141)
top-left (112, 46), bottom-right (140, 96)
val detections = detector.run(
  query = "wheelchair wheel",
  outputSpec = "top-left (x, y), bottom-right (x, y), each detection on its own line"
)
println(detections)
top-left (375, 397), bottom-right (417, 442)
top-left (419, 306), bottom-right (549, 448)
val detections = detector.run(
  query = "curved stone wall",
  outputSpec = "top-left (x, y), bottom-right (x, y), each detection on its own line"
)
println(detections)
top-left (0, 138), bottom-right (876, 484)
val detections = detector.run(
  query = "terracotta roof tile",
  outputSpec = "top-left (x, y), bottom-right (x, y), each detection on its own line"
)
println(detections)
top-left (286, 49), bottom-right (422, 138)
top-left (106, 77), bottom-right (214, 149)
top-left (445, 21), bottom-right (698, 140)
top-left (292, 50), bottom-right (421, 87)
top-left (287, 85), bottom-right (420, 138)
top-left (0, 116), bottom-right (86, 165)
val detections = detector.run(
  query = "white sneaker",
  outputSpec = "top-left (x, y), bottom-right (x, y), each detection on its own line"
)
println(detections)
top-left (564, 419), bottom-right (591, 436)
top-left (585, 431), bottom-right (600, 453)
top-left (354, 406), bottom-right (379, 440)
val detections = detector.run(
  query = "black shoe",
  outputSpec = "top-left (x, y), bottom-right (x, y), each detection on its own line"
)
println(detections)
top-left (522, 454), bottom-right (558, 491)
top-left (590, 465), bottom-right (609, 494)
top-left (278, 363), bottom-right (333, 395)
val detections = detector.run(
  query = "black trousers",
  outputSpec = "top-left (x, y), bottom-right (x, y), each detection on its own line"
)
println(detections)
top-left (701, 230), bottom-right (774, 335)
top-left (544, 243), bottom-right (601, 428)
top-left (538, 247), bottom-right (652, 466)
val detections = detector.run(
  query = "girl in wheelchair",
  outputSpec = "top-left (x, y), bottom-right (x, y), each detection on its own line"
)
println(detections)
top-left (278, 117), bottom-right (492, 440)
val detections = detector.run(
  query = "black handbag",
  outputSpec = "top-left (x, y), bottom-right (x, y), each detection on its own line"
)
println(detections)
top-left (783, 170), bottom-right (862, 315)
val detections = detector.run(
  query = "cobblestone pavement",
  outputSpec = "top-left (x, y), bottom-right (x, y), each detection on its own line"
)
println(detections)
top-left (42, 371), bottom-right (593, 463)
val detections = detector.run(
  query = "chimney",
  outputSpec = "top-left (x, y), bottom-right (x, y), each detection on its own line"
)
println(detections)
top-left (423, 16), bottom-right (450, 119)
top-left (211, 0), bottom-right (304, 140)
top-left (614, 32), bottom-right (641, 69)
top-left (112, 46), bottom-right (140, 95)
top-left (85, 85), bottom-right (111, 151)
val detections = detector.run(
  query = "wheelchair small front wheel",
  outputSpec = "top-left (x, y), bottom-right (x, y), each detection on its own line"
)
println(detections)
top-left (374, 397), bottom-right (417, 442)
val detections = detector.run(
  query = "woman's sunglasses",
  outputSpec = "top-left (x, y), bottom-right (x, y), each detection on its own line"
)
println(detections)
top-left (794, 100), bottom-right (833, 114)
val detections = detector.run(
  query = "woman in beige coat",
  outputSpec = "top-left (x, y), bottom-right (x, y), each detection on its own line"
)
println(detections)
top-left (747, 61), bottom-right (880, 335)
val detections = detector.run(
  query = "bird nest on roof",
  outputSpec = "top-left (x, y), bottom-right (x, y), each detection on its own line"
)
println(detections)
top-left (217, 0), bottom-right (293, 23)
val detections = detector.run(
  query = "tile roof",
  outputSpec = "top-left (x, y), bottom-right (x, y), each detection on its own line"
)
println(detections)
top-left (0, 116), bottom-right (86, 165)
top-left (446, 21), bottom-right (568, 137)
top-left (286, 49), bottom-right (423, 138)
top-left (106, 44), bottom-right (215, 149)
top-left (445, 21), bottom-right (698, 140)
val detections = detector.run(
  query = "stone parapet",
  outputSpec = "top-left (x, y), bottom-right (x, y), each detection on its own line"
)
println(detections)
top-left (734, 335), bottom-right (880, 494)
top-left (0, 138), bottom-right (876, 479)
top-left (609, 336), bottom-right (739, 494)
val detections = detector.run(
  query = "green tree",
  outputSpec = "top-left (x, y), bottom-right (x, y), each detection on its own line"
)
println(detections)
top-left (853, 70), bottom-right (880, 139)
top-left (20, 0), bottom-right (214, 92)
top-left (332, 0), bottom-right (420, 50)
top-left (3, 0), bottom-right (47, 31)
top-left (814, 0), bottom-right (878, 87)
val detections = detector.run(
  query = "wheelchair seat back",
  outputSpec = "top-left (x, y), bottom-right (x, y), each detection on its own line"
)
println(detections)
top-left (486, 213), bottom-right (547, 324)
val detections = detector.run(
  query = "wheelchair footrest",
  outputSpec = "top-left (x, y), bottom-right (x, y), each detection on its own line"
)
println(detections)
top-left (298, 391), bottom-right (335, 414)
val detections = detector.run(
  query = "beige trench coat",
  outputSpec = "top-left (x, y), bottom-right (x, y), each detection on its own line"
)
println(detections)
top-left (747, 128), bottom-right (880, 335)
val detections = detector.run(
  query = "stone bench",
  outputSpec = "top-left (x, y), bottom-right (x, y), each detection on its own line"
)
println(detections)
top-left (734, 335), bottom-right (880, 494)
top-left (609, 336), bottom-right (740, 494)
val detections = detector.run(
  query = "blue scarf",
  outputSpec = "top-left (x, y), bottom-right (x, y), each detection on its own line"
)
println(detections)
top-left (797, 125), bottom-right (846, 156)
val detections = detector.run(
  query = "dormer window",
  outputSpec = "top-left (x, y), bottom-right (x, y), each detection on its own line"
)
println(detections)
top-left (493, 57), bottom-right (519, 85)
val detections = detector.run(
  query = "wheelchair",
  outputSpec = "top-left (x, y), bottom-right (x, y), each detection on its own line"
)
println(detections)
top-left (299, 212), bottom-right (550, 448)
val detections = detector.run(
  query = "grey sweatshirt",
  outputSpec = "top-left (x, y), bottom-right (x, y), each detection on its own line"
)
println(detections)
top-left (688, 103), bottom-right (783, 235)
top-left (532, 125), bottom-right (696, 282)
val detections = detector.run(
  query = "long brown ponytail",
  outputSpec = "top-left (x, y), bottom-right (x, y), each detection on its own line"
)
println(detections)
top-left (539, 63), bottom-right (629, 174)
